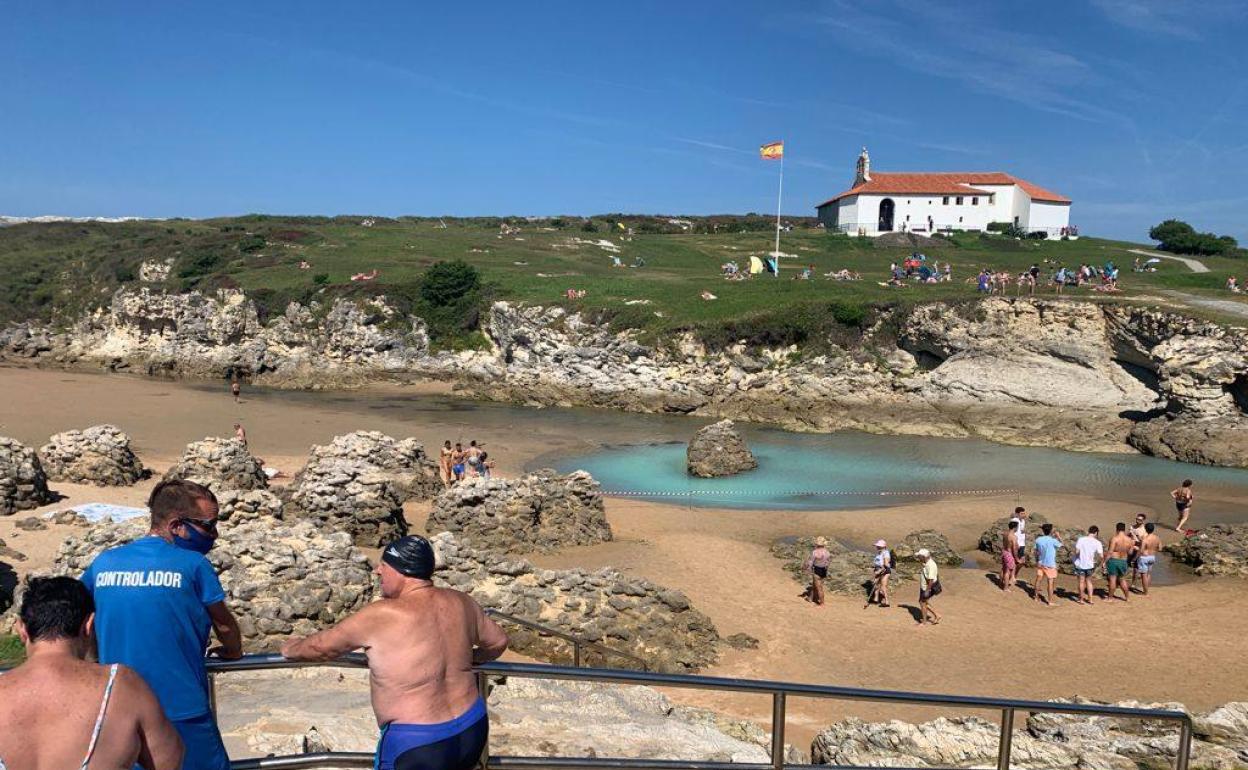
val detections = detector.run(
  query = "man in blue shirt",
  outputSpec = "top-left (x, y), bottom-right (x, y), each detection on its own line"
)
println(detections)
top-left (1032, 522), bottom-right (1063, 606)
top-left (82, 479), bottom-right (243, 770)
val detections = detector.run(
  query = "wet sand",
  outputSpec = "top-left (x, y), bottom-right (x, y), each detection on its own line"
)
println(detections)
top-left (4, 366), bottom-right (1247, 749)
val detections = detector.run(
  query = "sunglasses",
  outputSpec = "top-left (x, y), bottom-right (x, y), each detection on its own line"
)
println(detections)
top-left (180, 517), bottom-right (220, 533)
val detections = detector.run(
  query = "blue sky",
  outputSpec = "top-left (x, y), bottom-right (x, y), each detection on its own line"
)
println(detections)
top-left (3, 0), bottom-right (1245, 242)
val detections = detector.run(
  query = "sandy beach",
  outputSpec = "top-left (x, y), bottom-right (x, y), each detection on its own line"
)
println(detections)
top-left (3, 365), bottom-right (1246, 748)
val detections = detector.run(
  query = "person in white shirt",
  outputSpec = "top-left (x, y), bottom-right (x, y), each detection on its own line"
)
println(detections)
top-left (1009, 507), bottom-right (1029, 562)
top-left (916, 549), bottom-right (941, 626)
top-left (1072, 525), bottom-right (1104, 605)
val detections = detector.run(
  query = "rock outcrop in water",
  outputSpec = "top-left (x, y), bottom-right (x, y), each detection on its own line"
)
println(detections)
top-left (687, 420), bottom-right (757, 478)
top-left (426, 470), bottom-right (611, 553)
top-left (39, 424), bottom-right (145, 486)
top-left (811, 698), bottom-right (1248, 770)
top-left (431, 532), bottom-right (717, 672)
top-left (5, 290), bottom-right (1248, 468)
top-left (163, 437), bottom-right (268, 492)
top-left (1166, 525), bottom-right (1248, 578)
top-left (56, 515), bottom-right (375, 650)
top-left (0, 437), bottom-right (55, 515)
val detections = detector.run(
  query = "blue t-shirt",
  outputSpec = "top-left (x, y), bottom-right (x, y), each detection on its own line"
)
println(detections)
top-left (81, 536), bottom-right (226, 720)
top-left (1034, 535), bottom-right (1061, 569)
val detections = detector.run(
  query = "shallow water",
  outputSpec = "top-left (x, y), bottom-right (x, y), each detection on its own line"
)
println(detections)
top-left (549, 427), bottom-right (1248, 522)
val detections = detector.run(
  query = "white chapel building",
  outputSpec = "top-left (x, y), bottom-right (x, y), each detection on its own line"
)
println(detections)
top-left (816, 148), bottom-right (1072, 238)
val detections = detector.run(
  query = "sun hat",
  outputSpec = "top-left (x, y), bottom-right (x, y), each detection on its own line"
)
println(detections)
top-left (916, 548), bottom-right (931, 558)
top-left (814, 536), bottom-right (828, 547)
top-left (874, 539), bottom-right (886, 548)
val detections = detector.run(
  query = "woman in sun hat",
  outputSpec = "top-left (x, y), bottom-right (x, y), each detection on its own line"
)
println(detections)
top-left (804, 537), bottom-right (831, 606)
top-left (866, 539), bottom-right (892, 608)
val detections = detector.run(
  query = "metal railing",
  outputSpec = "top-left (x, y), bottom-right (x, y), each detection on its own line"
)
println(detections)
top-left (483, 607), bottom-right (648, 670)
top-left (209, 654), bottom-right (1194, 770)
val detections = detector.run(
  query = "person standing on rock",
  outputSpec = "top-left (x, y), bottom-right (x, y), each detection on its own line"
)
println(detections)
top-left (1105, 523), bottom-right (1134, 602)
top-left (439, 441), bottom-right (454, 487)
top-left (0, 576), bottom-right (184, 770)
top-left (804, 537), bottom-right (830, 606)
top-left (1001, 521), bottom-right (1019, 592)
top-left (233, 422), bottom-right (247, 447)
top-left (80, 479), bottom-right (243, 770)
top-left (1072, 526), bottom-right (1104, 605)
top-left (1032, 523), bottom-right (1061, 606)
top-left (1173, 480), bottom-right (1195, 534)
top-left (916, 549), bottom-right (941, 625)
top-left (451, 442), bottom-right (466, 483)
top-left (281, 535), bottom-right (510, 770)
top-left (1131, 523), bottom-right (1161, 596)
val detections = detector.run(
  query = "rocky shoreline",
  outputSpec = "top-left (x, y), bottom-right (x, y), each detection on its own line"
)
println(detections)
top-left (3, 289), bottom-right (1247, 467)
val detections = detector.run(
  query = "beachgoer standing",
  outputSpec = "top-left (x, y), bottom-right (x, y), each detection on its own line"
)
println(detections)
top-left (805, 537), bottom-right (830, 606)
top-left (1128, 513), bottom-right (1147, 572)
top-left (1132, 523), bottom-right (1161, 596)
top-left (1172, 479), bottom-right (1195, 533)
top-left (233, 423), bottom-right (247, 447)
top-left (1072, 526), bottom-right (1104, 605)
top-left (1032, 523), bottom-right (1062, 606)
top-left (0, 577), bottom-right (184, 770)
top-left (1001, 521), bottom-right (1019, 592)
top-left (868, 539), bottom-right (892, 608)
top-left (1105, 523), bottom-right (1134, 602)
top-left (465, 441), bottom-right (483, 478)
top-left (438, 441), bottom-right (454, 488)
top-left (917, 549), bottom-right (941, 625)
top-left (1010, 507), bottom-right (1029, 564)
top-left (282, 535), bottom-right (509, 770)
top-left (451, 443), bottom-right (466, 483)
top-left (230, 377), bottom-right (241, 404)
top-left (80, 480), bottom-right (244, 770)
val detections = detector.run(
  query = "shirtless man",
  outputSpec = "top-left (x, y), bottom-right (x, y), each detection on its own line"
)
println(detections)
top-left (1105, 522), bottom-right (1134, 602)
top-left (1000, 520), bottom-right (1019, 592)
top-left (233, 423), bottom-right (247, 447)
top-left (451, 443), bottom-right (467, 483)
top-left (0, 577), bottom-right (184, 770)
top-left (1128, 513), bottom-right (1147, 571)
top-left (1132, 523), bottom-right (1162, 596)
top-left (1172, 479), bottom-right (1195, 533)
top-left (465, 441), bottom-right (483, 478)
top-left (230, 377), bottom-right (241, 403)
top-left (438, 440), bottom-right (454, 488)
top-left (282, 535), bottom-right (509, 770)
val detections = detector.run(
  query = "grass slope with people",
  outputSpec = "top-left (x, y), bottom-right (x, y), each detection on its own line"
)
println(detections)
top-left (1, 216), bottom-right (1245, 350)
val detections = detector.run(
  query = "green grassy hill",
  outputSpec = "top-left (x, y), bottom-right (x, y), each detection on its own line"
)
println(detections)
top-left (1, 215), bottom-right (1244, 348)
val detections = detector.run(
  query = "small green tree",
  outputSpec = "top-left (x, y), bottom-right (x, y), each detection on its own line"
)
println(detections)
top-left (419, 260), bottom-right (480, 307)
top-left (312, 273), bottom-right (330, 285)
top-left (1149, 219), bottom-right (1195, 245)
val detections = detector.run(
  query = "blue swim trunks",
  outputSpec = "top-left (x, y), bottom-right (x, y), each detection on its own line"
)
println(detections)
top-left (376, 697), bottom-right (488, 770)
top-left (173, 713), bottom-right (231, 770)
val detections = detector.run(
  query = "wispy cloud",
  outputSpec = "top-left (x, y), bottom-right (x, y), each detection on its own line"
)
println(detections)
top-left (1090, 0), bottom-right (1243, 40)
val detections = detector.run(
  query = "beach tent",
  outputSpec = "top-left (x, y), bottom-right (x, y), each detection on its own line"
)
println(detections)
top-left (764, 256), bottom-right (779, 276)
top-left (749, 256), bottom-right (764, 275)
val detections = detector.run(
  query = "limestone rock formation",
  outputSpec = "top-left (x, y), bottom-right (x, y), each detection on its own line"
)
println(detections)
top-left (1, 436), bottom-right (55, 515)
top-left (56, 516), bottom-right (375, 650)
top-left (426, 470), bottom-right (611, 553)
top-left (1166, 525), bottom-right (1248, 577)
top-left (893, 529), bottom-right (961, 566)
top-left (772, 536), bottom-right (874, 596)
top-left (811, 697), bottom-right (1248, 770)
top-left (978, 513), bottom-right (1076, 573)
top-left (39, 424), bottom-right (145, 486)
top-left (163, 437), bottom-right (267, 492)
top-left (281, 457), bottom-right (407, 547)
top-left (686, 420), bottom-right (758, 478)
top-left (1129, 417), bottom-right (1248, 469)
top-left (216, 488), bottom-right (285, 524)
top-left (431, 532), bottom-right (717, 672)
top-left (292, 431), bottom-right (441, 502)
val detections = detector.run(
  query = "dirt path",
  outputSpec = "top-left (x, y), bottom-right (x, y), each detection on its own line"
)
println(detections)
top-left (1126, 248), bottom-right (1209, 273)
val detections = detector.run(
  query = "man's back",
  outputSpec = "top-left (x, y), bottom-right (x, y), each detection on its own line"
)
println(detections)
top-left (362, 587), bottom-right (489, 725)
top-left (0, 658), bottom-right (178, 770)
top-left (1141, 533), bottom-right (1162, 556)
top-left (82, 536), bottom-right (224, 720)
top-left (1108, 533), bottom-right (1134, 559)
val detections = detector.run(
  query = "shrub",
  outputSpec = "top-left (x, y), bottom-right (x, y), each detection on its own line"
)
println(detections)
top-left (312, 273), bottom-right (330, 286)
top-left (1149, 219), bottom-right (1238, 256)
top-left (581, 219), bottom-right (599, 233)
top-left (114, 265), bottom-right (137, 283)
top-left (1027, 230), bottom-right (1049, 240)
top-left (986, 221), bottom-right (1011, 233)
top-left (420, 260), bottom-right (480, 307)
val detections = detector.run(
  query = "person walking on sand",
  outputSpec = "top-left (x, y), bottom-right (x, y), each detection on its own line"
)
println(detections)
top-left (0, 577), bottom-right (185, 770)
top-left (917, 549), bottom-right (941, 625)
top-left (438, 441), bottom-right (454, 488)
top-left (1132, 523), bottom-right (1162, 596)
top-left (282, 535), bottom-right (509, 770)
top-left (804, 537), bottom-right (831, 606)
top-left (1172, 479), bottom-right (1195, 533)
top-left (1072, 526), bottom-right (1104, 605)
top-left (1001, 520), bottom-right (1019, 592)
top-left (230, 377), bottom-right (241, 403)
top-left (1032, 523), bottom-right (1062, 606)
top-left (867, 539), bottom-right (892, 608)
top-left (1105, 523), bottom-right (1134, 602)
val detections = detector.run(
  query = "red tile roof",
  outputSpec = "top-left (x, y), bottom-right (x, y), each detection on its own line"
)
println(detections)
top-left (817, 172), bottom-right (1070, 207)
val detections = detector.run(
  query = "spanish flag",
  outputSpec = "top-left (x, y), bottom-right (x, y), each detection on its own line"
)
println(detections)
top-left (759, 141), bottom-right (784, 160)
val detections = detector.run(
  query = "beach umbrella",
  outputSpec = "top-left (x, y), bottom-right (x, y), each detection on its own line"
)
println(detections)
top-left (1145, 258), bottom-right (1162, 264)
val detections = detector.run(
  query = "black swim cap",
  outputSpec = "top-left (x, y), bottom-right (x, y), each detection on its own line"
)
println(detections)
top-left (381, 535), bottom-right (436, 579)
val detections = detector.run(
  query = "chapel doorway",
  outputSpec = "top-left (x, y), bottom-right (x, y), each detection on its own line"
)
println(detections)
top-left (878, 198), bottom-right (895, 232)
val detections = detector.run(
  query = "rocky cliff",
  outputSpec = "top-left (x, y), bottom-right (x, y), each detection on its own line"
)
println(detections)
top-left (4, 289), bottom-right (1247, 467)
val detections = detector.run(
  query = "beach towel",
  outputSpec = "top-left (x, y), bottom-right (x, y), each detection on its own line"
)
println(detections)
top-left (46, 502), bottom-right (148, 523)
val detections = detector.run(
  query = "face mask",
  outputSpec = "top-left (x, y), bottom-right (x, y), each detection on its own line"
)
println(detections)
top-left (173, 521), bottom-right (216, 555)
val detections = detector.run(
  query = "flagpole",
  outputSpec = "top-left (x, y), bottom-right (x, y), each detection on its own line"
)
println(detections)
top-left (773, 141), bottom-right (784, 269)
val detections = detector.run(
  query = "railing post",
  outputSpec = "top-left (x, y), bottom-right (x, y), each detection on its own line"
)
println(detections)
top-left (771, 691), bottom-right (786, 770)
top-left (208, 672), bottom-right (217, 717)
top-left (1175, 718), bottom-right (1193, 770)
top-left (996, 707), bottom-right (1015, 770)
top-left (573, 641), bottom-right (582, 668)
top-left (477, 670), bottom-right (491, 770)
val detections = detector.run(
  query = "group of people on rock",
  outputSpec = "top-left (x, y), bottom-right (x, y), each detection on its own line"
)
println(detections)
top-left (438, 440), bottom-right (494, 486)
top-left (803, 480), bottom-right (1199, 624)
top-left (0, 480), bottom-right (507, 770)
